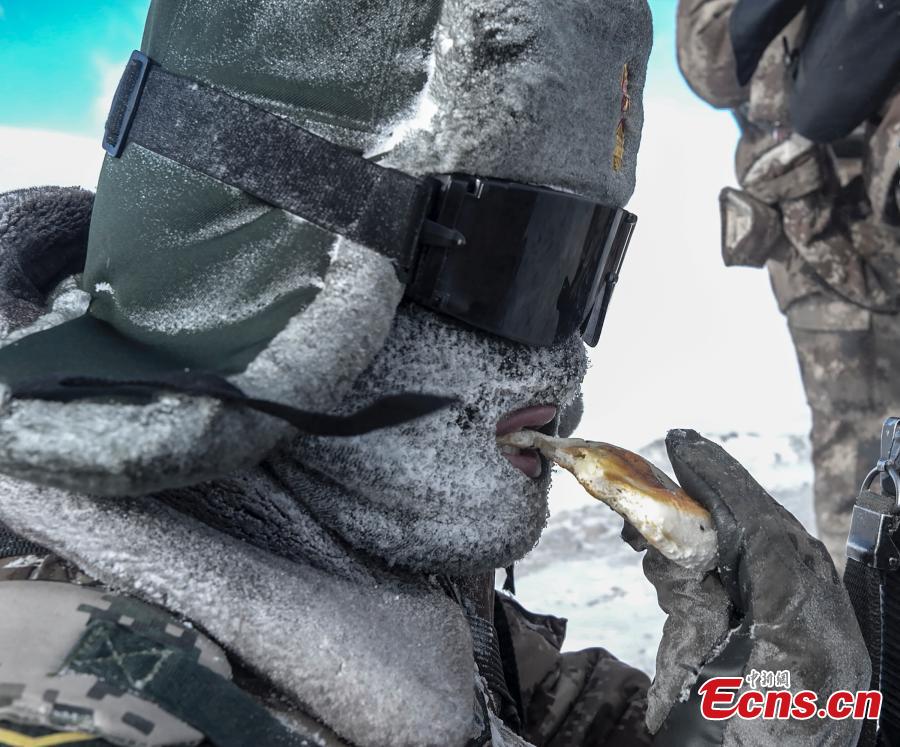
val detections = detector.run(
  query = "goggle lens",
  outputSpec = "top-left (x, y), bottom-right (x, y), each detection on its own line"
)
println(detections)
top-left (407, 176), bottom-right (637, 347)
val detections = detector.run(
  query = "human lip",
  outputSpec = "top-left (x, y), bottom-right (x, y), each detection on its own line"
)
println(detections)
top-left (496, 405), bottom-right (558, 478)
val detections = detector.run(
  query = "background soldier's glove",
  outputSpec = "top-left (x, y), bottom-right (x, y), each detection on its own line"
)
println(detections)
top-left (641, 429), bottom-right (870, 745)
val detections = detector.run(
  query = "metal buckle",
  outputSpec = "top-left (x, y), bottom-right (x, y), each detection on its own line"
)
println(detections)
top-left (860, 416), bottom-right (900, 511)
top-left (847, 417), bottom-right (900, 570)
top-left (846, 498), bottom-right (900, 570)
top-left (103, 50), bottom-right (151, 158)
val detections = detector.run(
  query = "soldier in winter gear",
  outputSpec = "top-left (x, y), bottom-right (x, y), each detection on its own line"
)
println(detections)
top-left (677, 0), bottom-right (900, 568)
top-left (0, 1), bottom-right (871, 745)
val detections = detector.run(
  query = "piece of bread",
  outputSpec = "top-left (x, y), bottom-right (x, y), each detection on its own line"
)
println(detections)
top-left (499, 431), bottom-right (717, 571)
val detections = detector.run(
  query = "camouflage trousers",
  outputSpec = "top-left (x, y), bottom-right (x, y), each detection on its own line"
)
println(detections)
top-left (785, 295), bottom-right (900, 571)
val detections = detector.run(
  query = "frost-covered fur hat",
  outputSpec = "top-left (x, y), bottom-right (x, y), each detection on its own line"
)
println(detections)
top-left (0, 0), bottom-right (652, 496)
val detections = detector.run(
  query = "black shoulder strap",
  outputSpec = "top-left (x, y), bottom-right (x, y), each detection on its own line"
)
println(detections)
top-left (844, 487), bottom-right (900, 747)
top-left (104, 51), bottom-right (440, 284)
top-left (843, 417), bottom-right (900, 746)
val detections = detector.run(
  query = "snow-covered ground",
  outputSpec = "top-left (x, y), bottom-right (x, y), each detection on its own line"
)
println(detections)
top-left (511, 431), bottom-right (814, 675)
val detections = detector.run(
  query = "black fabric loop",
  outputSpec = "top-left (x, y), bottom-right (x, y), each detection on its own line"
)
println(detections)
top-left (12, 373), bottom-right (455, 438)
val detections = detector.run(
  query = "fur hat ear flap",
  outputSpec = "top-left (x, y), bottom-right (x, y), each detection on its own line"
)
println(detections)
top-left (0, 187), bottom-right (93, 337)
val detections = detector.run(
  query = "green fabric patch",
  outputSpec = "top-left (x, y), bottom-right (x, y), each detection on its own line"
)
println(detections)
top-left (0, 307), bottom-right (295, 393)
top-left (0, 0), bottom-right (445, 391)
top-left (0, 315), bottom-right (183, 392)
top-left (64, 622), bottom-right (174, 694)
top-left (80, 144), bottom-right (332, 378)
top-left (63, 621), bottom-right (318, 747)
top-left (141, 0), bottom-right (443, 133)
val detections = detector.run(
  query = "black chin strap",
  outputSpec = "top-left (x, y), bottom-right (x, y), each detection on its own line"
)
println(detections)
top-left (12, 373), bottom-right (455, 438)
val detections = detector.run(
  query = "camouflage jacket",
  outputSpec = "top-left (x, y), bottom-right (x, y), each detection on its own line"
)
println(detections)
top-left (676, 0), bottom-right (900, 322)
top-left (0, 541), bottom-right (652, 747)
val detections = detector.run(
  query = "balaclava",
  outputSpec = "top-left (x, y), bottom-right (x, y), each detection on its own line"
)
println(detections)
top-left (272, 305), bottom-right (587, 575)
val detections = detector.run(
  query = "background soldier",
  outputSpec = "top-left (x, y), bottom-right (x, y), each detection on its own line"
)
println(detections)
top-left (676, 0), bottom-right (900, 567)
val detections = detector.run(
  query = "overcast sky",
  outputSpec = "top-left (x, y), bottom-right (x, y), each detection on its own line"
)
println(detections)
top-left (0, 1), bottom-right (812, 457)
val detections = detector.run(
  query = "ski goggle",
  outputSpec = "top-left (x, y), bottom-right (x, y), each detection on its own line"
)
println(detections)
top-left (408, 175), bottom-right (637, 347)
top-left (104, 52), bottom-right (636, 350)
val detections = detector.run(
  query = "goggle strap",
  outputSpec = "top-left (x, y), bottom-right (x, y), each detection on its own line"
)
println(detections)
top-left (104, 51), bottom-right (433, 283)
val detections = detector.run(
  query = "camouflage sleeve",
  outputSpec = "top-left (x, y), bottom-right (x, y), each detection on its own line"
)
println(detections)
top-left (676, 0), bottom-right (748, 109)
top-left (496, 595), bottom-right (653, 747)
top-left (534, 648), bottom-right (653, 747)
top-left (865, 92), bottom-right (900, 225)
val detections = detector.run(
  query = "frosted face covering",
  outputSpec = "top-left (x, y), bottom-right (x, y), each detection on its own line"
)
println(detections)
top-left (408, 176), bottom-right (637, 347)
top-left (285, 303), bottom-right (588, 575)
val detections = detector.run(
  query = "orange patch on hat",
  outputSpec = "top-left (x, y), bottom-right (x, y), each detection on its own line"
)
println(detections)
top-left (613, 64), bottom-right (630, 172)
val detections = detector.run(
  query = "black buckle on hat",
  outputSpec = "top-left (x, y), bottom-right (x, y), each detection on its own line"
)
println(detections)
top-left (417, 176), bottom-right (472, 251)
top-left (103, 50), bottom-right (151, 158)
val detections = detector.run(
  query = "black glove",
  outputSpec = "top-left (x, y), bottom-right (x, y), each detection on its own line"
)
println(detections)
top-left (643, 429), bottom-right (870, 745)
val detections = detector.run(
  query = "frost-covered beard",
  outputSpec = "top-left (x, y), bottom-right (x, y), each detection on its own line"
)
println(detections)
top-left (273, 302), bottom-right (588, 576)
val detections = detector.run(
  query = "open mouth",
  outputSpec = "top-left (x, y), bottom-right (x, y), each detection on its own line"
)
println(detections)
top-left (496, 405), bottom-right (558, 478)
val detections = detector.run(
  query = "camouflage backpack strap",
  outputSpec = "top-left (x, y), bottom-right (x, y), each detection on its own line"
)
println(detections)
top-left (0, 582), bottom-right (327, 747)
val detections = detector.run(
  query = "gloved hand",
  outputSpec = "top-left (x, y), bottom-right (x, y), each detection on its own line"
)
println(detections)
top-left (641, 429), bottom-right (871, 745)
